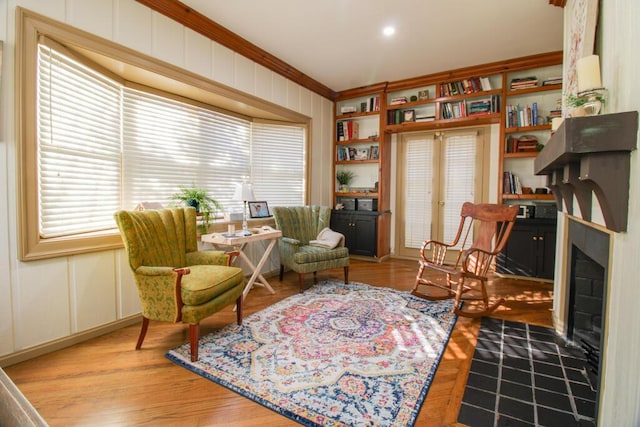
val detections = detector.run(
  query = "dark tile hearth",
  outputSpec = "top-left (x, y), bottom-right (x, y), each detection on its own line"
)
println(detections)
top-left (458, 318), bottom-right (596, 427)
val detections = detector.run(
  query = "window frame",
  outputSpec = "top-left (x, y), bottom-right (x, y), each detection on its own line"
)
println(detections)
top-left (16, 8), bottom-right (310, 261)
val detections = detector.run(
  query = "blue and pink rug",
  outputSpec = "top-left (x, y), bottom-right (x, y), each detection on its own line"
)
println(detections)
top-left (166, 280), bottom-right (457, 426)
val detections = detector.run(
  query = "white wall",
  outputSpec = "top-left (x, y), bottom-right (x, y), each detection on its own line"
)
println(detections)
top-left (553, 0), bottom-right (640, 425)
top-left (0, 0), bottom-right (334, 358)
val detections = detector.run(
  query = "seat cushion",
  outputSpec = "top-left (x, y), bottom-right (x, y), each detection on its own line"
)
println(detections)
top-left (292, 245), bottom-right (349, 265)
top-left (180, 265), bottom-right (244, 306)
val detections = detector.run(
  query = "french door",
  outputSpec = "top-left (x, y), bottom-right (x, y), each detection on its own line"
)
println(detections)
top-left (395, 129), bottom-right (486, 258)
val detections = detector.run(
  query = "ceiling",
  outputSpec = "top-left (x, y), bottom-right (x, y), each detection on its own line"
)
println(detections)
top-left (179, 0), bottom-right (565, 94)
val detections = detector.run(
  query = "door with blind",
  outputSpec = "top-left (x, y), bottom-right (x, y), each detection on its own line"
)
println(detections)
top-left (396, 129), bottom-right (486, 258)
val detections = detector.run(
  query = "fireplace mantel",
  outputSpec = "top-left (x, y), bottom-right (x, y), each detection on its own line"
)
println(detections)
top-left (534, 111), bottom-right (638, 232)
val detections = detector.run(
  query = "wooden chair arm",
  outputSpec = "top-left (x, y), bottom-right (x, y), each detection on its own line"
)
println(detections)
top-left (460, 247), bottom-right (496, 280)
top-left (224, 251), bottom-right (240, 266)
top-left (419, 239), bottom-right (455, 265)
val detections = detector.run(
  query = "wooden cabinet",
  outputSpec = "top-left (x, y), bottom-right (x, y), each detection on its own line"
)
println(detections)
top-left (330, 211), bottom-right (378, 257)
top-left (497, 218), bottom-right (556, 279)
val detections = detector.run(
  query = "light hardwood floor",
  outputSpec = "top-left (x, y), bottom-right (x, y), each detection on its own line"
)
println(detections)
top-left (4, 258), bottom-right (553, 426)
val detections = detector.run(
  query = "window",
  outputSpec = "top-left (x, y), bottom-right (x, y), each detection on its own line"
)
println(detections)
top-left (396, 130), bottom-right (487, 258)
top-left (17, 10), bottom-right (309, 260)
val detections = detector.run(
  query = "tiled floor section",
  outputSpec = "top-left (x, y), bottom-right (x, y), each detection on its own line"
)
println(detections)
top-left (457, 318), bottom-right (597, 427)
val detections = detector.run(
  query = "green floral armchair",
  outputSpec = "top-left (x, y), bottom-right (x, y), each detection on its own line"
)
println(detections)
top-left (273, 206), bottom-right (349, 291)
top-left (114, 207), bottom-right (245, 362)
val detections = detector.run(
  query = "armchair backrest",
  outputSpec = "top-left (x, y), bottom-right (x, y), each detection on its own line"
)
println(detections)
top-left (272, 206), bottom-right (331, 244)
top-left (114, 207), bottom-right (199, 271)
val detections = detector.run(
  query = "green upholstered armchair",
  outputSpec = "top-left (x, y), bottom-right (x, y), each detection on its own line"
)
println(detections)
top-left (114, 207), bottom-right (245, 362)
top-left (272, 206), bottom-right (349, 291)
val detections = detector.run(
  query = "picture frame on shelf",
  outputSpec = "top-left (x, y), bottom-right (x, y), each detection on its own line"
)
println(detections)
top-left (418, 90), bottom-right (429, 101)
top-left (355, 148), bottom-right (370, 161)
top-left (403, 110), bottom-right (416, 122)
top-left (369, 145), bottom-right (380, 160)
top-left (248, 201), bottom-right (271, 218)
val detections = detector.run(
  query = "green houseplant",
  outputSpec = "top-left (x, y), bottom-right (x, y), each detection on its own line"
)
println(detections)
top-left (336, 170), bottom-right (356, 193)
top-left (170, 184), bottom-right (222, 232)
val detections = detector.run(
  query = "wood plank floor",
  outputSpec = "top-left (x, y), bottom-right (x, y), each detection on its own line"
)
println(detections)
top-left (4, 258), bottom-right (553, 426)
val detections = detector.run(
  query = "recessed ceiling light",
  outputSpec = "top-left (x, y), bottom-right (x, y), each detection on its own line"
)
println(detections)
top-left (383, 26), bottom-right (395, 37)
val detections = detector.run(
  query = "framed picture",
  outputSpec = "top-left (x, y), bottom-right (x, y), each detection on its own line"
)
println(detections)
top-left (564, 0), bottom-right (599, 109)
top-left (248, 201), bottom-right (271, 218)
top-left (418, 89), bottom-right (429, 101)
top-left (403, 109), bottom-right (415, 122)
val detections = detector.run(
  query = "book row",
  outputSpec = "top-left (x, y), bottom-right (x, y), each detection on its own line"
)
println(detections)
top-left (336, 120), bottom-right (359, 141)
top-left (506, 102), bottom-right (541, 128)
top-left (438, 76), bottom-right (493, 97)
top-left (503, 171), bottom-right (523, 195)
top-left (339, 96), bottom-right (380, 115)
top-left (336, 145), bottom-right (379, 161)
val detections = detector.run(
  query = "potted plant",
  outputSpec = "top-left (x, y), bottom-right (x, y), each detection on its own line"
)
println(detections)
top-left (336, 170), bottom-right (356, 193)
top-left (170, 184), bottom-right (222, 232)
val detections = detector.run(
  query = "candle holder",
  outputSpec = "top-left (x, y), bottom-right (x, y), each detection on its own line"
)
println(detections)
top-left (577, 88), bottom-right (608, 116)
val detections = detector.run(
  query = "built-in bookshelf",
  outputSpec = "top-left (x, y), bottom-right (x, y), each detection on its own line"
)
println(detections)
top-left (333, 84), bottom-right (391, 259)
top-left (499, 62), bottom-right (563, 204)
top-left (332, 51), bottom-right (563, 258)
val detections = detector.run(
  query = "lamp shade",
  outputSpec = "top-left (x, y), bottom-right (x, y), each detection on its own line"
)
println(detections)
top-left (576, 55), bottom-right (602, 93)
top-left (233, 182), bottom-right (256, 202)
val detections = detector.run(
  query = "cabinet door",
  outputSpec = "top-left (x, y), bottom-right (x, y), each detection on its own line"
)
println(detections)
top-left (498, 225), bottom-right (538, 276)
top-left (330, 213), bottom-right (354, 244)
top-left (352, 214), bottom-right (377, 257)
top-left (536, 226), bottom-right (556, 280)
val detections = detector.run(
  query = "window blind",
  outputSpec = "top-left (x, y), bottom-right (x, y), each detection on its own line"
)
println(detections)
top-left (251, 122), bottom-right (306, 206)
top-left (37, 43), bottom-right (306, 238)
top-left (404, 135), bottom-right (434, 248)
top-left (442, 132), bottom-right (478, 247)
top-left (122, 88), bottom-right (251, 213)
top-left (37, 44), bottom-right (122, 237)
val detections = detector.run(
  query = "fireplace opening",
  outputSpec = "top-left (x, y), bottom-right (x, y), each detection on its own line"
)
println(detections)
top-left (568, 246), bottom-right (605, 388)
top-left (565, 219), bottom-right (610, 419)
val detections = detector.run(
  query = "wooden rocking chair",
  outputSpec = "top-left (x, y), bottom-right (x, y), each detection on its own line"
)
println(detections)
top-left (412, 202), bottom-right (519, 317)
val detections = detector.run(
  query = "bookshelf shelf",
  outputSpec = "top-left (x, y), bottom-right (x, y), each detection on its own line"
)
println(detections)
top-left (504, 152), bottom-right (540, 159)
top-left (335, 137), bottom-right (378, 145)
top-left (502, 193), bottom-right (555, 201)
top-left (505, 124), bottom-right (552, 134)
top-left (505, 83), bottom-right (562, 97)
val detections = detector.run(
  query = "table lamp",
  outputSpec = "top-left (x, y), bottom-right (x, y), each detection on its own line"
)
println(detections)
top-left (233, 182), bottom-right (255, 235)
top-left (575, 55), bottom-right (607, 116)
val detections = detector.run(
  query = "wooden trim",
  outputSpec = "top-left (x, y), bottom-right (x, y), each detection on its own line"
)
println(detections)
top-left (549, 0), bottom-right (567, 8)
top-left (135, 0), bottom-right (337, 101)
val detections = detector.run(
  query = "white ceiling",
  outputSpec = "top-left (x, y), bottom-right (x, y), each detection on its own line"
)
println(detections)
top-left (180, 0), bottom-right (564, 93)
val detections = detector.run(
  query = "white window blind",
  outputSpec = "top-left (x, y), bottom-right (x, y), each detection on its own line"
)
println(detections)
top-left (37, 43), bottom-right (306, 238)
top-left (37, 44), bottom-right (122, 237)
top-left (122, 88), bottom-right (251, 212)
top-left (251, 122), bottom-right (306, 206)
top-left (441, 132), bottom-right (478, 247)
top-left (404, 135), bottom-right (434, 248)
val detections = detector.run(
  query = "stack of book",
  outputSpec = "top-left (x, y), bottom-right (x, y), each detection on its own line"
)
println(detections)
top-left (389, 96), bottom-right (408, 106)
top-left (542, 77), bottom-right (563, 86)
top-left (468, 99), bottom-right (493, 116)
top-left (506, 135), bottom-right (538, 153)
top-left (510, 77), bottom-right (538, 90)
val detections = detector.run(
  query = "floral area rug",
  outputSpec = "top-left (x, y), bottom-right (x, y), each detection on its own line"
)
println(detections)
top-left (166, 280), bottom-right (458, 426)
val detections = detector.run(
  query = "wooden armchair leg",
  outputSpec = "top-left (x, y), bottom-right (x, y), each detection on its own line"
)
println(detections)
top-left (135, 316), bottom-right (150, 350)
top-left (344, 266), bottom-right (349, 284)
top-left (236, 295), bottom-right (243, 326)
top-left (299, 274), bottom-right (305, 292)
top-left (279, 265), bottom-right (285, 281)
top-left (189, 324), bottom-right (200, 362)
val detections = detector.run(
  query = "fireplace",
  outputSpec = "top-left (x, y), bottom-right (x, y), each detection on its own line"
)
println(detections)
top-left (565, 218), bottom-right (610, 416)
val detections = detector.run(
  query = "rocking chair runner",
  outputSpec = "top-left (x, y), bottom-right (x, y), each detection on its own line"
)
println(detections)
top-left (412, 202), bottom-right (519, 317)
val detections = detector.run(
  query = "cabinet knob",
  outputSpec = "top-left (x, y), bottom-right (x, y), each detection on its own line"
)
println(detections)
top-left (533, 236), bottom-right (538, 241)
top-left (539, 236), bottom-right (544, 241)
